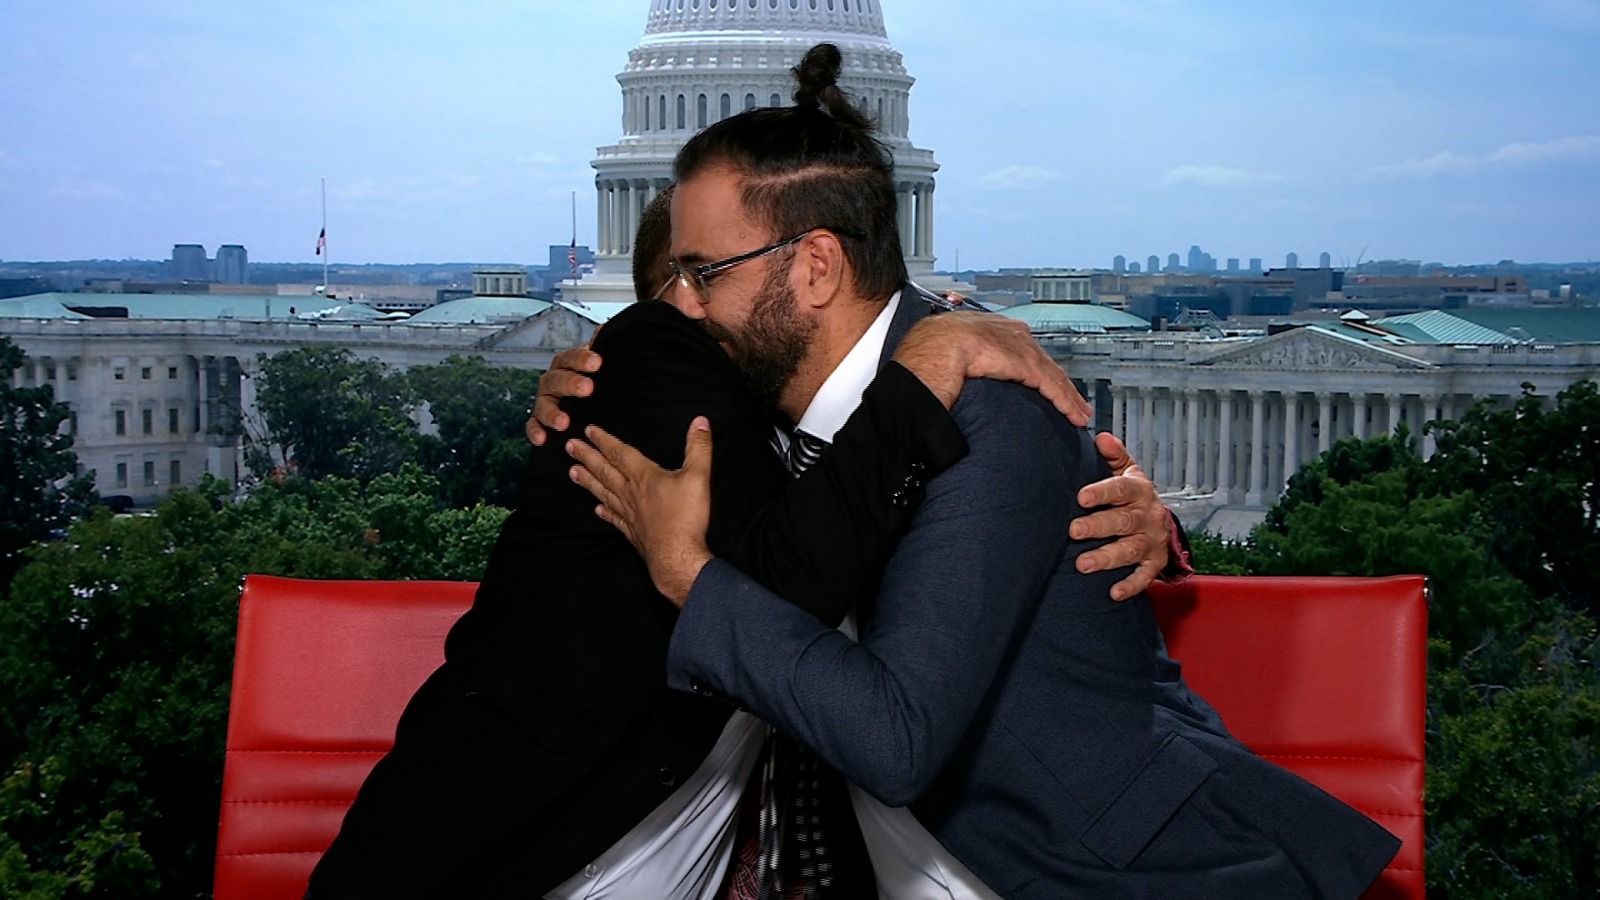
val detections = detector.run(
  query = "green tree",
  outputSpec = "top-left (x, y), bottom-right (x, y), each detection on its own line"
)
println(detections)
top-left (0, 337), bottom-right (96, 587)
top-left (407, 356), bottom-right (540, 509)
top-left (1192, 379), bottom-right (1600, 899)
top-left (253, 347), bottom-right (417, 481)
top-left (0, 469), bottom-right (507, 897)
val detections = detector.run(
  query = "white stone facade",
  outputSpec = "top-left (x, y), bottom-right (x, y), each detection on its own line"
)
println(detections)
top-left (4, 310), bottom-right (599, 505)
top-left (573, 0), bottom-right (940, 302)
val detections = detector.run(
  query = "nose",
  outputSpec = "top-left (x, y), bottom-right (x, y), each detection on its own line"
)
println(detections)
top-left (660, 277), bottom-right (706, 319)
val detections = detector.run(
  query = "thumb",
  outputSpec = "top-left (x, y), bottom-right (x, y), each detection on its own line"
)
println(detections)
top-left (1094, 431), bottom-right (1133, 475)
top-left (684, 416), bottom-right (713, 474)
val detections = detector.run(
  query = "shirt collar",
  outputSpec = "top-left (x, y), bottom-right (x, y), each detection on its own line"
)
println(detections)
top-left (794, 290), bottom-right (902, 443)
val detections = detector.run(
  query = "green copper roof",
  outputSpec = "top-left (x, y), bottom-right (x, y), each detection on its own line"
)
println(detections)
top-left (1444, 307), bottom-right (1600, 343)
top-left (1374, 310), bottom-right (1517, 345)
top-left (406, 296), bottom-right (553, 325)
top-left (998, 302), bottom-right (1151, 334)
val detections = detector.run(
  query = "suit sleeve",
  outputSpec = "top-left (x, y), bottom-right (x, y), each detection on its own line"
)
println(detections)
top-left (667, 380), bottom-right (1131, 807)
top-left (583, 304), bottom-right (965, 627)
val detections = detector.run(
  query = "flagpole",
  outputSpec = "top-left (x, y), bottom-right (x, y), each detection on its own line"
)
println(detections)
top-left (320, 176), bottom-right (329, 295)
top-left (570, 190), bottom-right (577, 285)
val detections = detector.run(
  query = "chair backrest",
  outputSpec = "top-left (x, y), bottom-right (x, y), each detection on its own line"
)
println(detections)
top-left (213, 575), bottom-right (477, 900)
top-left (1150, 574), bottom-right (1427, 900)
top-left (216, 574), bottom-right (1426, 900)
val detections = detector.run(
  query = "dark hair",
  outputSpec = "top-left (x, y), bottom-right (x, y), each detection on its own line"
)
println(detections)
top-left (673, 43), bottom-right (906, 300)
top-left (631, 185), bottom-right (676, 302)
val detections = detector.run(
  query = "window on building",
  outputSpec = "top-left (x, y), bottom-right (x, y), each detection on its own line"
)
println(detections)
top-left (644, 95), bottom-right (651, 131)
top-left (116, 463), bottom-right (128, 488)
top-left (144, 460), bottom-right (155, 487)
top-left (659, 95), bottom-right (667, 131)
top-left (114, 367), bottom-right (125, 381)
top-left (744, 92), bottom-right (756, 111)
top-left (170, 459), bottom-right (181, 486)
top-left (168, 408), bottom-right (179, 434)
top-left (45, 364), bottom-right (56, 380)
top-left (142, 409), bottom-right (153, 435)
top-left (66, 365), bottom-right (77, 381)
top-left (168, 366), bottom-right (178, 380)
top-left (720, 93), bottom-right (732, 120)
top-left (141, 366), bottom-right (152, 380)
top-left (115, 409), bottom-right (126, 436)
top-left (770, 92), bottom-right (782, 107)
top-left (69, 411), bottom-right (78, 435)
top-left (697, 93), bottom-right (708, 128)
top-left (676, 94), bottom-right (686, 129)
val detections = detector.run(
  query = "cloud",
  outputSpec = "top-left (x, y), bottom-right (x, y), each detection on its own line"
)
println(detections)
top-left (1161, 164), bottom-right (1283, 187)
top-left (975, 164), bottom-right (1064, 191)
top-left (1370, 134), bottom-right (1600, 177)
top-left (1487, 134), bottom-right (1600, 164)
top-left (49, 177), bottom-right (120, 200)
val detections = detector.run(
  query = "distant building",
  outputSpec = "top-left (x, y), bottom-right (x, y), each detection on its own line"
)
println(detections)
top-left (1148, 255), bottom-right (1161, 275)
top-left (1286, 252), bottom-right (1300, 269)
top-left (214, 245), bottom-right (249, 284)
top-left (1319, 251), bottom-right (1332, 269)
top-left (170, 244), bottom-right (209, 281)
top-left (1129, 261), bottom-right (1143, 274)
top-left (1030, 270), bottom-right (1095, 302)
top-left (472, 268), bottom-right (528, 297)
top-left (1167, 253), bottom-right (1181, 272)
top-left (1113, 255), bottom-right (1126, 274)
top-left (1249, 257), bottom-right (1263, 273)
top-left (1227, 258), bottom-right (1240, 273)
top-left (1188, 245), bottom-right (1205, 273)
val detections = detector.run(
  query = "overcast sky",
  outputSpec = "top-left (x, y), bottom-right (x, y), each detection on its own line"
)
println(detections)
top-left (2, 0), bottom-right (1597, 268)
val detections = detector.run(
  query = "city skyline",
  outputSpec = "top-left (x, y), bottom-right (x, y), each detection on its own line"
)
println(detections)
top-left (2, 0), bottom-right (1598, 268)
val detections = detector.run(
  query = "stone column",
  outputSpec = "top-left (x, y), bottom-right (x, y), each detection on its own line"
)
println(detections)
top-left (197, 356), bottom-right (211, 438)
top-left (1421, 392), bottom-right (1440, 459)
top-left (1352, 392), bottom-right (1368, 440)
top-left (1317, 391), bottom-right (1333, 456)
top-left (595, 181), bottom-right (609, 256)
top-left (1388, 393), bottom-right (1403, 437)
top-left (1282, 391), bottom-right (1300, 488)
top-left (1110, 386), bottom-right (1124, 442)
top-left (1247, 391), bottom-right (1266, 506)
top-left (1145, 385), bottom-right (1158, 483)
top-left (1152, 391), bottom-right (1170, 489)
top-left (1217, 390), bottom-right (1234, 502)
top-left (896, 187), bottom-right (911, 255)
top-left (1184, 389), bottom-right (1201, 492)
top-left (921, 182), bottom-right (935, 258)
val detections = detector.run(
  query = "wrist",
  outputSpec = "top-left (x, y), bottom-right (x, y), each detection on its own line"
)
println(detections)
top-left (658, 548), bottom-right (714, 608)
top-left (893, 338), bottom-right (965, 410)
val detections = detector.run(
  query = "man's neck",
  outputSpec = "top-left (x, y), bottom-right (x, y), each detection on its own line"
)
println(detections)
top-left (776, 293), bottom-right (889, 423)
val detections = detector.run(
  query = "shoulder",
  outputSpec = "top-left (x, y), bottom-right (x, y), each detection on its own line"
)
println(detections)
top-left (589, 301), bottom-right (738, 383)
top-left (949, 379), bottom-right (1105, 483)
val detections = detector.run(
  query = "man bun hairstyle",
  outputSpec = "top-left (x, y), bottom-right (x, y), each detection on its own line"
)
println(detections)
top-left (673, 42), bottom-right (907, 301)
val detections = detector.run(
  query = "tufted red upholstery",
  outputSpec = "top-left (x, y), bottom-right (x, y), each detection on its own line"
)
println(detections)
top-left (215, 574), bottom-right (1426, 900)
top-left (1151, 575), bottom-right (1428, 900)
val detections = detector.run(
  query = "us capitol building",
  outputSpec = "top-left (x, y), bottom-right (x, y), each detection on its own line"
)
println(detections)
top-left (567, 0), bottom-right (944, 304)
top-left (3, 0), bottom-right (1598, 536)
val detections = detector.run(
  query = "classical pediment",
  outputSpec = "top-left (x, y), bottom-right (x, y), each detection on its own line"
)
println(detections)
top-left (475, 308), bottom-right (597, 352)
top-left (1199, 327), bottom-right (1433, 371)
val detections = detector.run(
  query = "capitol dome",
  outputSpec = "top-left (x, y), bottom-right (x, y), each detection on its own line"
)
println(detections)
top-left (578, 0), bottom-right (940, 299)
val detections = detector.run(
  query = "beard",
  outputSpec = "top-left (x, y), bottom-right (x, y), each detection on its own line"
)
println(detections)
top-left (702, 261), bottom-right (815, 406)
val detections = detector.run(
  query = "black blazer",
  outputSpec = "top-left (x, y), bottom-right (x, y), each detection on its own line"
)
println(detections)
top-left (308, 300), bottom-right (966, 898)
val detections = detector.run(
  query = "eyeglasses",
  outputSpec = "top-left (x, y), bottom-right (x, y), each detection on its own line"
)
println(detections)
top-left (654, 229), bottom-right (818, 302)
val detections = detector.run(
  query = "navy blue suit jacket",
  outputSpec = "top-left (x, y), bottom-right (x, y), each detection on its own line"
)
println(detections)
top-left (667, 293), bottom-right (1400, 899)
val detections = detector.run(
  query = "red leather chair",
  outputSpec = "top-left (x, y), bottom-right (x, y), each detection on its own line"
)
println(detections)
top-left (1151, 575), bottom-right (1428, 900)
top-left (215, 574), bottom-right (1427, 900)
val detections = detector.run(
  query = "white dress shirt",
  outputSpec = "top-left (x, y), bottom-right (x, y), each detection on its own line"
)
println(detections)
top-left (550, 291), bottom-right (998, 899)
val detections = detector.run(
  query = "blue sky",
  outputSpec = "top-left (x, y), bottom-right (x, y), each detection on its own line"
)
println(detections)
top-left (2, 0), bottom-right (1597, 268)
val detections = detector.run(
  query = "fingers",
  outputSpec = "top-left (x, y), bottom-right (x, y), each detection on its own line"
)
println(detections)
top-left (566, 441), bottom-right (625, 510)
top-left (525, 415), bottom-right (547, 447)
top-left (538, 367), bottom-right (595, 404)
top-left (1070, 504), bottom-right (1138, 541)
top-left (1076, 532), bottom-right (1150, 576)
top-left (1109, 560), bottom-right (1162, 602)
top-left (1075, 474), bottom-right (1141, 516)
top-left (1093, 432), bottom-right (1135, 476)
top-left (682, 417), bottom-right (713, 476)
top-left (551, 347), bottom-right (603, 374)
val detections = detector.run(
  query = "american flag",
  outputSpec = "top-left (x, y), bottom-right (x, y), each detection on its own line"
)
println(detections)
top-left (315, 228), bottom-right (326, 256)
top-left (568, 238), bottom-right (578, 278)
